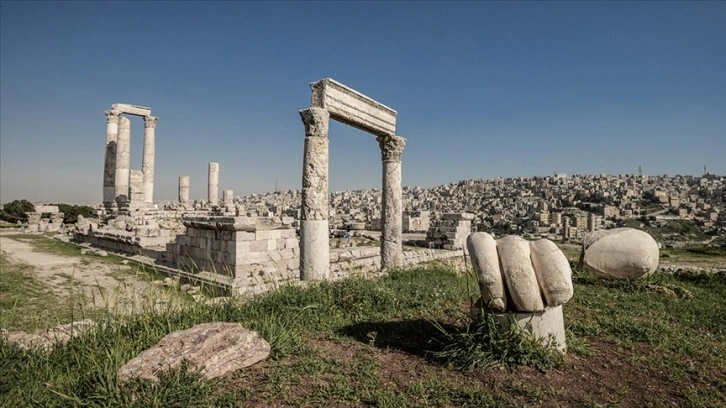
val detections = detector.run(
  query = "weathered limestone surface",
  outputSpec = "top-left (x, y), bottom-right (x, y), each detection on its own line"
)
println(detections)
top-left (178, 176), bottom-right (190, 205)
top-left (166, 216), bottom-right (300, 286)
top-left (582, 227), bottom-right (659, 279)
top-left (492, 306), bottom-right (567, 353)
top-left (299, 220), bottom-right (330, 280)
top-left (115, 116), bottom-right (131, 206)
top-left (142, 115), bottom-right (157, 204)
top-left (310, 78), bottom-right (396, 137)
top-left (427, 213), bottom-right (474, 250)
top-left (529, 238), bottom-right (573, 306)
top-left (299, 108), bottom-right (330, 280)
top-left (2, 319), bottom-right (96, 350)
top-left (378, 135), bottom-right (406, 269)
top-left (112, 103), bottom-right (151, 117)
top-left (129, 170), bottom-right (145, 212)
top-left (117, 322), bottom-right (269, 382)
top-left (208, 162), bottom-right (219, 206)
top-left (223, 190), bottom-right (234, 210)
top-left (497, 235), bottom-right (544, 312)
top-left (103, 110), bottom-right (121, 207)
top-left (467, 232), bottom-right (507, 312)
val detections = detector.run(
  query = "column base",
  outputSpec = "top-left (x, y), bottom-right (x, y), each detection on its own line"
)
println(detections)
top-left (300, 219), bottom-right (330, 281)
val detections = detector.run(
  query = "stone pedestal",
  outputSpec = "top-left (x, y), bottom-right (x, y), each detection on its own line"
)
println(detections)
top-left (115, 116), bottom-right (131, 207)
top-left (103, 110), bottom-right (121, 209)
top-left (378, 135), bottom-right (406, 269)
top-left (142, 116), bottom-right (157, 204)
top-left (299, 108), bottom-right (330, 280)
top-left (208, 162), bottom-right (219, 206)
top-left (473, 305), bottom-right (567, 353)
top-left (179, 176), bottom-right (190, 205)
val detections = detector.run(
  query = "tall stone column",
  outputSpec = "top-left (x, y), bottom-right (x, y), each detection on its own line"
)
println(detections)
top-left (103, 110), bottom-right (121, 209)
top-left (115, 116), bottom-right (131, 207)
top-left (142, 116), bottom-right (158, 204)
top-left (377, 135), bottom-right (406, 269)
top-left (299, 107), bottom-right (330, 280)
top-left (178, 176), bottom-right (190, 205)
top-left (208, 162), bottom-right (219, 206)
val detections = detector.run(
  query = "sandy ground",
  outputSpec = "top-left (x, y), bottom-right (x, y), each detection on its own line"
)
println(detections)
top-left (0, 233), bottom-right (175, 314)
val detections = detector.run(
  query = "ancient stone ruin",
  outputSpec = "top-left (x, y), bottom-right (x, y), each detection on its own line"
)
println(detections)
top-left (467, 232), bottom-right (574, 352)
top-left (70, 86), bottom-right (468, 297)
top-left (299, 78), bottom-right (406, 280)
top-left (103, 104), bottom-right (157, 213)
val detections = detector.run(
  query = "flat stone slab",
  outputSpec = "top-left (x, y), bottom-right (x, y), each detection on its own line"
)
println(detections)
top-left (2, 319), bottom-right (96, 350)
top-left (118, 322), bottom-right (270, 382)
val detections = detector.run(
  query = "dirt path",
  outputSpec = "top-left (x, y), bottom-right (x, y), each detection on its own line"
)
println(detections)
top-left (0, 233), bottom-right (173, 314)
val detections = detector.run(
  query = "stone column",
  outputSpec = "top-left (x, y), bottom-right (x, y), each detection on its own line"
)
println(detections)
top-left (208, 162), bottom-right (219, 206)
top-left (179, 176), bottom-right (190, 205)
top-left (142, 116), bottom-right (158, 204)
top-left (223, 190), bottom-right (234, 209)
top-left (103, 110), bottom-right (121, 209)
top-left (377, 135), bottom-right (406, 269)
top-left (299, 107), bottom-right (330, 280)
top-left (115, 116), bottom-right (131, 207)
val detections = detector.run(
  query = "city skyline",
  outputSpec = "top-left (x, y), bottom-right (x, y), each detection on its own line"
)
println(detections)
top-left (1, 1), bottom-right (725, 203)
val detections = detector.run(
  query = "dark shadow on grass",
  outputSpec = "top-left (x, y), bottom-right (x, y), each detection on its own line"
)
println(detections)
top-left (338, 319), bottom-right (460, 360)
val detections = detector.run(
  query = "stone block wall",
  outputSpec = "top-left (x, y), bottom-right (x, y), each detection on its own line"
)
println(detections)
top-left (426, 213), bottom-right (474, 250)
top-left (403, 211), bottom-right (430, 233)
top-left (165, 217), bottom-right (300, 292)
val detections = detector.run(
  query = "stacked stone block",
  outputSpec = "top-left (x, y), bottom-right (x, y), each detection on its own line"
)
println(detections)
top-left (426, 213), bottom-right (474, 250)
top-left (403, 211), bottom-right (430, 232)
top-left (165, 217), bottom-right (300, 289)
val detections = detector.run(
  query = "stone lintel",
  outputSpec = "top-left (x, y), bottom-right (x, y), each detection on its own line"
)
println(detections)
top-left (182, 216), bottom-right (290, 232)
top-left (112, 103), bottom-right (152, 117)
top-left (310, 78), bottom-right (396, 137)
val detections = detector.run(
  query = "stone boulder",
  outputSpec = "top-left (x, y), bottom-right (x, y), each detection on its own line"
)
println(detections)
top-left (581, 228), bottom-right (659, 279)
top-left (117, 322), bottom-right (270, 382)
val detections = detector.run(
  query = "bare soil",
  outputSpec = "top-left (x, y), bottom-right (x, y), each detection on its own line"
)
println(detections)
top-left (0, 233), bottom-right (172, 314)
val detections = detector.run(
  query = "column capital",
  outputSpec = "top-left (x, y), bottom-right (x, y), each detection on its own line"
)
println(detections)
top-left (104, 110), bottom-right (121, 124)
top-left (299, 107), bottom-right (330, 138)
top-left (144, 116), bottom-right (158, 129)
top-left (377, 135), bottom-right (406, 162)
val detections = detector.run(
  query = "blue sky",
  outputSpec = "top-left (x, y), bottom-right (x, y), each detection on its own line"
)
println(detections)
top-left (1, 1), bottom-right (724, 203)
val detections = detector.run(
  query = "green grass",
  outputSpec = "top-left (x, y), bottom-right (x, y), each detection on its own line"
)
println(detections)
top-left (0, 254), bottom-right (97, 331)
top-left (1, 264), bottom-right (724, 407)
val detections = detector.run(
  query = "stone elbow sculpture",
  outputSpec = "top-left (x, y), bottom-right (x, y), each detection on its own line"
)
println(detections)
top-left (467, 233), bottom-right (573, 313)
top-left (580, 227), bottom-right (659, 279)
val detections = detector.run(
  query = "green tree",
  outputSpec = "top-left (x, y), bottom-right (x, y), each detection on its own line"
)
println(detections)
top-left (0, 199), bottom-right (35, 223)
top-left (53, 204), bottom-right (96, 224)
